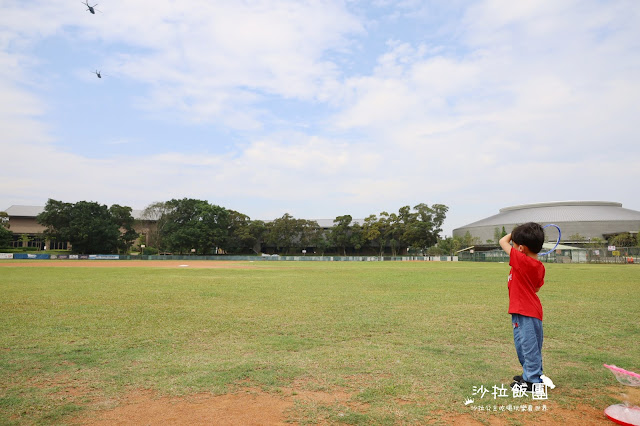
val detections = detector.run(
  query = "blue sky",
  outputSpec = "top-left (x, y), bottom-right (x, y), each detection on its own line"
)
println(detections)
top-left (1, 0), bottom-right (639, 236)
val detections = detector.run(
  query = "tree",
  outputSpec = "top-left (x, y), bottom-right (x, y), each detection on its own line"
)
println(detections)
top-left (404, 203), bottom-right (449, 254)
top-left (0, 211), bottom-right (8, 228)
top-left (225, 210), bottom-right (252, 254)
top-left (587, 237), bottom-right (606, 248)
top-left (385, 212), bottom-right (403, 257)
top-left (265, 213), bottom-right (299, 254)
top-left (461, 231), bottom-right (481, 247)
top-left (140, 201), bottom-right (173, 253)
top-left (395, 205), bottom-right (416, 254)
top-left (608, 232), bottom-right (637, 248)
top-left (330, 215), bottom-right (353, 256)
top-left (37, 199), bottom-right (73, 245)
top-left (263, 215), bottom-right (321, 255)
top-left (225, 210), bottom-right (267, 254)
top-left (298, 219), bottom-right (323, 253)
top-left (109, 204), bottom-right (139, 253)
top-left (363, 214), bottom-right (388, 257)
top-left (350, 223), bottom-right (365, 254)
top-left (0, 211), bottom-right (11, 248)
top-left (69, 201), bottom-right (121, 254)
top-left (247, 220), bottom-right (268, 254)
top-left (160, 198), bottom-right (230, 255)
top-left (313, 229), bottom-right (330, 255)
top-left (568, 233), bottom-right (587, 243)
top-left (437, 236), bottom-right (462, 256)
top-left (427, 245), bottom-right (443, 256)
top-left (0, 227), bottom-right (10, 248)
top-left (37, 199), bottom-right (134, 254)
top-left (360, 204), bottom-right (449, 257)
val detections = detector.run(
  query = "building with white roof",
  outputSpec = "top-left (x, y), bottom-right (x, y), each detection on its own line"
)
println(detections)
top-left (452, 201), bottom-right (640, 244)
top-left (3, 205), bottom-right (148, 249)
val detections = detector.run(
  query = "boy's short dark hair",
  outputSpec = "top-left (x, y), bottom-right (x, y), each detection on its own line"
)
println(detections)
top-left (511, 222), bottom-right (545, 253)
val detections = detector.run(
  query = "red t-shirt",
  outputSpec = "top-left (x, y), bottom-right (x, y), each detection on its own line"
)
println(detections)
top-left (508, 249), bottom-right (545, 320)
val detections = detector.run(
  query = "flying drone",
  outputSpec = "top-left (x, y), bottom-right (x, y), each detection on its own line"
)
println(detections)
top-left (82, 0), bottom-right (100, 14)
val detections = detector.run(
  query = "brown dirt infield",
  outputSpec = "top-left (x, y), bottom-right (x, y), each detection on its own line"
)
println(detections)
top-left (74, 388), bottom-right (294, 425)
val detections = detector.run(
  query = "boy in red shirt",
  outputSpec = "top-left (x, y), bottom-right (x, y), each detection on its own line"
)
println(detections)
top-left (499, 222), bottom-right (546, 391)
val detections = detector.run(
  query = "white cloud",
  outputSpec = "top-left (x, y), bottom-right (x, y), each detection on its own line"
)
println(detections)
top-left (1, 0), bottom-right (640, 234)
top-left (1, 0), bottom-right (365, 127)
top-left (90, 0), bottom-right (366, 125)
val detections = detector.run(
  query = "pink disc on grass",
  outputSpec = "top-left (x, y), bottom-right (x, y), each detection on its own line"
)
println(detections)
top-left (604, 404), bottom-right (640, 426)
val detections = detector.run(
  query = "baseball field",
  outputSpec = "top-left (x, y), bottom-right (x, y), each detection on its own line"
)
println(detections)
top-left (0, 260), bottom-right (638, 425)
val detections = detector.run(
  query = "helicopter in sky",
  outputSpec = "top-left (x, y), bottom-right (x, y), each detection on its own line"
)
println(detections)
top-left (82, 0), bottom-right (100, 14)
top-left (92, 70), bottom-right (102, 78)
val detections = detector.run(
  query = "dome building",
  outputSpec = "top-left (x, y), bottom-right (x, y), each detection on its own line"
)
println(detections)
top-left (453, 201), bottom-right (640, 244)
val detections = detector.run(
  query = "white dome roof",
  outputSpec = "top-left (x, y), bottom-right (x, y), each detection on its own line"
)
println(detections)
top-left (463, 201), bottom-right (640, 228)
top-left (453, 201), bottom-right (640, 241)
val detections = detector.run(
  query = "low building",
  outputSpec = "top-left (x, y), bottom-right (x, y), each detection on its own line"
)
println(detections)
top-left (3, 205), bottom-right (151, 250)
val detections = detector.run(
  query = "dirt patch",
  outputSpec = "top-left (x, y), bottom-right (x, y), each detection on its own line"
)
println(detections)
top-left (66, 385), bottom-right (624, 425)
top-left (64, 375), bottom-right (629, 424)
top-left (77, 389), bottom-right (293, 425)
top-left (74, 380), bottom-right (366, 425)
top-left (608, 385), bottom-right (640, 405)
top-left (0, 260), bottom-right (261, 269)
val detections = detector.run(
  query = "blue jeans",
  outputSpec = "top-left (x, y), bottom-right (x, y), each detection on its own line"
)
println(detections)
top-left (512, 314), bottom-right (543, 383)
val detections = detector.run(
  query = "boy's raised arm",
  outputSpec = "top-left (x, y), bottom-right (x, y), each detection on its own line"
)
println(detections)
top-left (499, 233), bottom-right (512, 255)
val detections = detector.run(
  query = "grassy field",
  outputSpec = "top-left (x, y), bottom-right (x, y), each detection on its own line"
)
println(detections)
top-left (0, 261), bottom-right (638, 424)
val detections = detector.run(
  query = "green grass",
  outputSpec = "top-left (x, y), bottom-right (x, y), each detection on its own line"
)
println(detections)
top-left (0, 262), bottom-right (638, 424)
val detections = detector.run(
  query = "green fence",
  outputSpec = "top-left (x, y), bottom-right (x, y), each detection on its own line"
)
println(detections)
top-left (1, 254), bottom-right (459, 262)
top-left (458, 247), bottom-right (639, 264)
top-left (122, 255), bottom-right (458, 262)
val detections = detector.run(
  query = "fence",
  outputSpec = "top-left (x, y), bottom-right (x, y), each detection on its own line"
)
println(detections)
top-left (3, 249), bottom-right (638, 264)
top-left (0, 253), bottom-right (459, 262)
top-left (458, 247), bottom-right (639, 264)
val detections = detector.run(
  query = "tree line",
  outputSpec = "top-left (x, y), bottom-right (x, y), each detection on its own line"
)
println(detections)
top-left (4, 200), bottom-right (639, 254)
top-left (36, 200), bottom-right (138, 254)
top-left (34, 198), bottom-right (449, 255)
